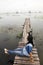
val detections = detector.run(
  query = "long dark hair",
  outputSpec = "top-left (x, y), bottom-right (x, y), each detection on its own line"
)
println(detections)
top-left (27, 31), bottom-right (34, 47)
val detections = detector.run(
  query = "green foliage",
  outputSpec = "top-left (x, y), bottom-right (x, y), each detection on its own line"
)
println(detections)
top-left (16, 32), bottom-right (23, 39)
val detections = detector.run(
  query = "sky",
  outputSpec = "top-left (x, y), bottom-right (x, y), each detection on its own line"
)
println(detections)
top-left (0, 0), bottom-right (43, 12)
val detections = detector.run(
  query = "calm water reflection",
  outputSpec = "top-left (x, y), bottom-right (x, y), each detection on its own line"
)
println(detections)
top-left (0, 13), bottom-right (43, 65)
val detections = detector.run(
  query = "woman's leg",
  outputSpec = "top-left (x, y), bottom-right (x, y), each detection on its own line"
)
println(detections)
top-left (8, 50), bottom-right (21, 54)
top-left (8, 48), bottom-right (24, 56)
top-left (4, 48), bottom-right (23, 56)
top-left (14, 48), bottom-right (23, 51)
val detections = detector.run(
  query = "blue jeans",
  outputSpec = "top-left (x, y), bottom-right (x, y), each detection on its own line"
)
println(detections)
top-left (8, 46), bottom-right (32, 57)
top-left (8, 48), bottom-right (24, 56)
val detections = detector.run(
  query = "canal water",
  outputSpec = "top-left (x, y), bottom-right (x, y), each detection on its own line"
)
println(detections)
top-left (0, 13), bottom-right (43, 65)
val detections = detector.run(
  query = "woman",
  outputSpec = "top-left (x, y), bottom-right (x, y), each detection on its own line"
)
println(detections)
top-left (4, 44), bottom-right (34, 62)
top-left (4, 32), bottom-right (34, 62)
top-left (4, 43), bottom-right (32, 56)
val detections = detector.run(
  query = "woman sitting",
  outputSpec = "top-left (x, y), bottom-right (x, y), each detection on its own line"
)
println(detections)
top-left (4, 32), bottom-right (34, 62)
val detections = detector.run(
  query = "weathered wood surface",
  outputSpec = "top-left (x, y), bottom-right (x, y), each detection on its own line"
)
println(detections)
top-left (13, 18), bottom-right (40, 65)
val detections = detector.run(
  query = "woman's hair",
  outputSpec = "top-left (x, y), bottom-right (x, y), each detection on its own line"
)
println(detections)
top-left (27, 31), bottom-right (34, 47)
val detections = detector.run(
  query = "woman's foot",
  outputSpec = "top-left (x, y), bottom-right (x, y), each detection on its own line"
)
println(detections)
top-left (4, 48), bottom-right (8, 54)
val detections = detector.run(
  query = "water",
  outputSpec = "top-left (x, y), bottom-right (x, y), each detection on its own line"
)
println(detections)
top-left (0, 13), bottom-right (43, 65)
top-left (0, 30), bottom-right (21, 65)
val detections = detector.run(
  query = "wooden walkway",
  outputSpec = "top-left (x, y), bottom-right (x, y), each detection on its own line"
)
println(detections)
top-left (13, 18), bottom-right (40, 65)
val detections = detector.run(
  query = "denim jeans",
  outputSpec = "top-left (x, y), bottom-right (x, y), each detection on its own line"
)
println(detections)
top-left (8, 45), bottom-right (32, 57)
top-left (8, 48), bottom-right (24, 56)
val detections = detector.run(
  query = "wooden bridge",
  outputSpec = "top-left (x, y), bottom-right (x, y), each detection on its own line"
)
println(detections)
top-left (13, 18), bottom-right (40, 65)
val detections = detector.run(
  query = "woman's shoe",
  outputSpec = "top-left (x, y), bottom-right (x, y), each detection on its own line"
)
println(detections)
top-left (4, 48), bottom-right (8, 54)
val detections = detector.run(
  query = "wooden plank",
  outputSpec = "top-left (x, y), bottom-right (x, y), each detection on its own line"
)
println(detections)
top-left (18, 46), bottom-right (24, 48)
top-left (19, 42), bottom-right (25, 46)
top-left (32, 51), bottom-right (38, 54)
top-left (32, 48), bottom-right (37, 51)
top-left (15, 54), bottom-right (38, 59)
top-left (14, 61), bottom-right (40, 65)
top-left (14, 57), bottom-right (39, 61)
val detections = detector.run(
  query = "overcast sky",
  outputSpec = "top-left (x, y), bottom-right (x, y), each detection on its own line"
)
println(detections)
top-left (0, 0), bottom-right (43, 12)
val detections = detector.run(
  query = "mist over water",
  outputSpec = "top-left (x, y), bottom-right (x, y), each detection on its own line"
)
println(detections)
top-left (0, 13), bottom-right (43, 65)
